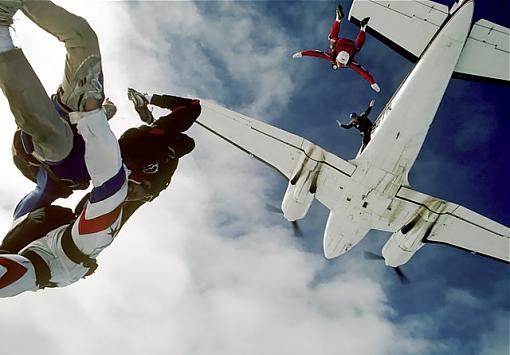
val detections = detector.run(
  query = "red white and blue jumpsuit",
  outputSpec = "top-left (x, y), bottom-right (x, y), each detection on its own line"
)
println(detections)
top-left (0, 110), bottom-right (129, 296)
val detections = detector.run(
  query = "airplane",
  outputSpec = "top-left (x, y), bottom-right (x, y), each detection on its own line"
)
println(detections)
top-left (196, 0), bottom-right (510, 268)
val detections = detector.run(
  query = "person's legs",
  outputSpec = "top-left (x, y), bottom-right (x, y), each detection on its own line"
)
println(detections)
top-left (21, 0), bottom-right (103, 112)
top-left (361, 131), bottom-right (371, 150)
top-left (354, 30), bottom-right (366, 51)
top-left (355, 17), bottom-right (370, 51)
top-left (0, 1), bottom-right (73, 162)
top-left (328, 18), bottom-right (341, 47)
top-left (329, 3), bottom-right (343, 43)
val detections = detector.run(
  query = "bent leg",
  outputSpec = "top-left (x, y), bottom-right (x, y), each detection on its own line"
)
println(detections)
top-left (21, 0), bottom-right (103, 111)
top-left (328, 19), bottom-right (341, 41)
top-left (0, 49), bottom-right (73, 161)
top-left (362, 131), bottom-right (371, 147)
top-left (354, 30), bottom-right (366, 51)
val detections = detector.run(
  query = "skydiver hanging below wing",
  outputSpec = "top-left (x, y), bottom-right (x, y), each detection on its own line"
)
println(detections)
top-left (292, 4), bottom-right (380, 92)
top-left (337, 99), bottom-right (375, 152)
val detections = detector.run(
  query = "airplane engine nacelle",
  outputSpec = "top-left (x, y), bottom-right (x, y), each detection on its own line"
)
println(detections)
top-left (281, 181), bottom-right (315, 221)
top-left (281, 146), bottom-right (323, 221)
top-left (382, 209), bottom-right (440, 267)
top-left (383, 199), bottom-right (445, 267)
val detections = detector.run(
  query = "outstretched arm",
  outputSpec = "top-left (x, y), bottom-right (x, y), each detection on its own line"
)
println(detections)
top-left (363, 99), bottom-right (375, 117)
top-left (152, 97), bottom-right (201, 135)
top-left (337, 119), bottom-right (354, 129)
top-left (293, 50), bottom-right (332, 62)
top-left (349, 62), bottom-right (380, 92)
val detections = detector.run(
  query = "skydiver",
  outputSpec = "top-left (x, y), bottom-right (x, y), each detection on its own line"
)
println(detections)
top-left (11, 85), bottom-right (199, 220)
top-left (337, 99), bottom-right (375, 152)
top-left (3, 88), bottom-right (200, 254)
top-left (0, 1), bottom-right (200, 296)
top-left (0, 0), bottom-right (199, 221)
top-left (0, 87), bottom-right (200, 296)
top-left (292, 4), bottom-right (380, 92)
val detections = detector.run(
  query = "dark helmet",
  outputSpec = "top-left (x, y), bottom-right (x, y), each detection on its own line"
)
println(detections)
top-left (350, 112), bottom-right (358, 119)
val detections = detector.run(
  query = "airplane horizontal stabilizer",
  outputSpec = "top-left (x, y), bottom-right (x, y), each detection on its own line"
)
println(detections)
top-left (453, 19), bottom-right (510, 84)
top-left (348, 0), bottom-right (449, 62)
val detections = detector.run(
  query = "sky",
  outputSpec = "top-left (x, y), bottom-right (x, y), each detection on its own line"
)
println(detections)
top-left (0, 1), bottom-right (508, 355)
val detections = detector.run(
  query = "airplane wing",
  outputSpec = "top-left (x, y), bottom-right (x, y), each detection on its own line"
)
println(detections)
top-left (396, 186), bottom-right (510, 263)
top-left (348, 0), bottom-right (449, 62)
top-left (197, 100), bottom-right (356, 194)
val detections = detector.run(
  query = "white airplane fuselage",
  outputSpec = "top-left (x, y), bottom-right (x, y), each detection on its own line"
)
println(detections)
top-left (322, 0), bottom-right (475, 259)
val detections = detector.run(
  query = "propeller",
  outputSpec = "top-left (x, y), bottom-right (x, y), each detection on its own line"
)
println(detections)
top-left (363, 251), bottom-right (410, 284)
top-left (265, 203), bottom-right (304, 238)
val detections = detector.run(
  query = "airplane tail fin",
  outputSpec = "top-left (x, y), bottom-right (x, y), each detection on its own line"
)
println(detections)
top-left (349, 1), bottom-right (510, 85)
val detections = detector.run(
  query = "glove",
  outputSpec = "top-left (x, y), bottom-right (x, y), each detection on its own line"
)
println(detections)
top-left (369, 99), bottom-right (375, 107)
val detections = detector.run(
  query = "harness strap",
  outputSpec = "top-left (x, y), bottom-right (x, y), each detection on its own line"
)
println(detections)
top-left (20, 250), bottom-right (56, 289)
top-left (61, 226), bottom-right (98, 276)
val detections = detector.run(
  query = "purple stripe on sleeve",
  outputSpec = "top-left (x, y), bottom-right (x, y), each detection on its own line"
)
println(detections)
top-left (89, 167), bottom-right (126, 203)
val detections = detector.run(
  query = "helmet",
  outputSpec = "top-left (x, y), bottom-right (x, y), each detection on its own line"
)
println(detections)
top-left (336, 51), bottom-right (350, 66)
top-left (350, 112), bottom-right (358, 119)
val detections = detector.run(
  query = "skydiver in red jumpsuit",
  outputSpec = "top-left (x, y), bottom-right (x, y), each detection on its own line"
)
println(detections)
top-left (293, 4), bottom-right (380, 92)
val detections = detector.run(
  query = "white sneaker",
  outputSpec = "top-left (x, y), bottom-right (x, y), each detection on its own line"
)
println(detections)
top-left (128, 88), bottom-right (154, 125)
top-left (371, 83), bottom-right (380, 93)
top-left (59, 54), bottom-right (103, 112)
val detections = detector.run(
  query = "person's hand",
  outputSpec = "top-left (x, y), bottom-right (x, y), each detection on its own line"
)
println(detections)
top-left (369, 99), bottom-right (375, 107)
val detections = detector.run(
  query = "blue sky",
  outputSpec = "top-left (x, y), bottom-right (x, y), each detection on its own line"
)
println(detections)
top-left (0, 1), bottom-right (508, 355)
